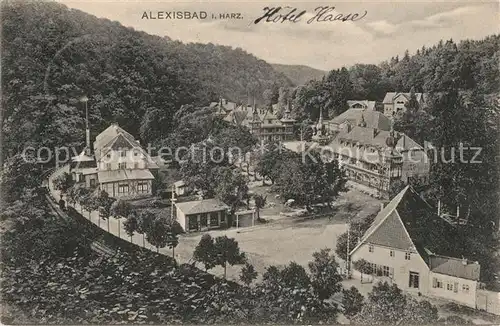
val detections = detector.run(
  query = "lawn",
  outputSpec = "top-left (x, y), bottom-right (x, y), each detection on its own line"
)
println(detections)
top-left (173, 187), bottom-right (382, 282)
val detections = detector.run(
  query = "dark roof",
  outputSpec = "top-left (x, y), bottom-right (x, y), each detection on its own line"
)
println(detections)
top-left (175, 198), bottom-right (229, 215)
top-left (347, 100), bottom-right (376, 111)
top-left (365, 210), bottom-right (414, 251)
top-left (351, 186), bottom-right (477, 279)
top-left (330, 108), bottom-right (391, 131)
top-left (97, 169), bottom-right (154, 183)
top-left (429, 255), bottom-right (480, 281)
top-left (382, 92), bottom-right (427, 104)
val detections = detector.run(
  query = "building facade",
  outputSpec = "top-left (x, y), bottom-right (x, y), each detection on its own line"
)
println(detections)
top-left (382, 92), bottom-right (427, 119)
top-left (212, 98), bottom-right (296, 143)
top-left (349, 186), bottom-right (481, 308)
top-left (175, 198), bottom-right (229, 232)
top-left (70, 123), bottom-right (159, 199)
top-left (326, 112), bottom-right (429, 198)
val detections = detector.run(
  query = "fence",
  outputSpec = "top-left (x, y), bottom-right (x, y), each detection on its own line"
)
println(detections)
top-left (476, 289), bottom-right (500, 316)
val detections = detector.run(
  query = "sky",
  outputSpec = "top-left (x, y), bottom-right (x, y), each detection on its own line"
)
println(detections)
top-left (58, 0), bottom-right (499, 71)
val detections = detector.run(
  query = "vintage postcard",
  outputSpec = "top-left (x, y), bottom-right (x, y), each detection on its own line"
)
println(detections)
top-left (1, 0), bottom-right (499, 324)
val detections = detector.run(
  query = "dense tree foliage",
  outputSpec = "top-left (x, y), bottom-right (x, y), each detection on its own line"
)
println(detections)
top-left (239, 262), bottom-right (258, 286)
top-left (308, 248), bottom-right (343, 300)
top-left (353, 282), bottom-right (439, 325)
top-left (1, 1), bottom-right (290, 161)
top-left (342, 286), bottom-right (364, 318)
top-left (335, 212), bottom-right (377, 261)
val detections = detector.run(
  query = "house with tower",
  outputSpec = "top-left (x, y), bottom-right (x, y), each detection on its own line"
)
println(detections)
top-left (325, 108), bottom-right (429, 198)
top-left (212, 98), bottom-right (296, 143)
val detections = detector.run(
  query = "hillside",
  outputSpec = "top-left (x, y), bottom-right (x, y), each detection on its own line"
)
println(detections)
top-left (272, 63), bottom-right (326, 86)
top-left (1, 1), bottom-right (291, 156)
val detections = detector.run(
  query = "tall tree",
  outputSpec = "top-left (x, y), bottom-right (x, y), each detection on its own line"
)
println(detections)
top-left (342, 286), bottom-right (364, 319)
top-left (193, 234), bottom-right (217, 271)
top-left (353, 282), bottom-right (439, 325)
top-left (252, 194), bottom-right (266, 221)
top-left (308, 248), bottom-right (343, 300)
top-left (213, 235), bottom-right (246, 279)
top-left (240, 262), bottom-right (258, 286)
top-left (146, 217), bottom-right (170, 252)
top-left (166, 220), bottom-right (183, 258)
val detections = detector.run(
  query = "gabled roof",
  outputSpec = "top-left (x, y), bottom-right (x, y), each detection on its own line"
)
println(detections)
top-left (71, 150), bottom-right (95, 162)
top-left (351, 187), bottom-right (475, 278)
top-left (93, 124), bottom-right (158, 169)
top-left (210, 99), bottom-right (238, 112)
top-left (329, 125), bottom-right (423, 153)
top-left (94, 123), bottom-right (136, 152)
top-left (331, 108), bottom-right (391, 131)
top-left (429, 255), bottom-right (480, 281)
top-left (383, 92), bottom-right (427, 104)
top-left (175, 198), bottom-right (229, 215)
top-left (262, 108), bottom-right (278, 122)
top-left (97, 169), bottom-right (154, 183)
top-left (347, 100), bottom-right (376, 111)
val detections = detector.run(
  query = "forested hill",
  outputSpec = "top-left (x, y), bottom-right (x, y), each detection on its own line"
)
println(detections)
top-left (271, 64), bottom-right (326, 86)
top-left (1, 1), bottom-right (291, 156)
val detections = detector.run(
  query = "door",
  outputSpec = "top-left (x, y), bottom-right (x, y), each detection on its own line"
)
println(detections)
top-left (409, 271), bottom-right (420, 289)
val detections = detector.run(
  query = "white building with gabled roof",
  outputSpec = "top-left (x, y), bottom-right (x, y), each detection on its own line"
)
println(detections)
top-left (70, 123), bottom-right (159, 199)
top-left (349, 186), bottom-right (481, 308)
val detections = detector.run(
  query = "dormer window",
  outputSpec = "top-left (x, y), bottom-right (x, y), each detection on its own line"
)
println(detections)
top-left (121, 150), bottom-right (127, 157)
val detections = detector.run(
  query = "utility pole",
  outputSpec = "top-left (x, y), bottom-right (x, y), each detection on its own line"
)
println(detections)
top-left (346, 215), bottom-right (350, 278)
top-left (170, 184), bottom-right (176, 221)
top-left (80, 96), bottom-right (90, 155)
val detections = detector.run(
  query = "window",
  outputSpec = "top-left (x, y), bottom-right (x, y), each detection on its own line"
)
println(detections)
top-left (134, 151), bottom-right (138, 156)
top-left (134, 162), bottom-right (139, 169)
top-left (447, 283), bottom-right (453, 291)
top-left (405, 252), bottom-right (411, 260)
top-left (462, 284), bottom-right (470, 293)
top-left (137, 182), bottom-right (148, 194)
top-left (454, 282), bottom-right (458, 293)
top-left (106, 154), bottom-right (111, 158)
top-left (390, 250), bottom-right (395, 257)
top-left (118, 184), bottom-right (129, 194)
top-left (432, 277), bottom-right (444, 288)
top-left (409, 272), bottom-right (420, 289)
top-left (382, 265), bottom-right (390, 277)
top-left (118, 162), bottom-right (126, 169)
top-left (106, 163), bottom-right (111, 170)
top-left (121, 150), bottom-right (127, 157)
top-left (90, 179), bottom-right (96, 187)
top-left (368, 244), bottom-right (374, 253)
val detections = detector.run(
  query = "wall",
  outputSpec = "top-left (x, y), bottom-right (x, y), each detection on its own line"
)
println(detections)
top-left (428, 271), bottom-right (478, 308)
top-left (233, 211), bottom-right (255, 228)
top-left (477, 289), bottom-right (500, 315)
top-left (351, 243), bottom-right (430, 295)
top-left (401, 149), bottom-right (430, 182)
top-left (175, 206), bottom-right (187, 231)
top-left (98, 148), bottom-right (147, 171)
top-left (384, 104), bottom-right (394, 116)
top-left (100, 179), bottom-right (152, 198)
top-left (84, 173), bottom-right (98, 188)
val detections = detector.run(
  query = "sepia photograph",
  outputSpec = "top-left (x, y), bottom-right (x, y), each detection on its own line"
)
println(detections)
top-left (1, 0), bottom-right (499, 324)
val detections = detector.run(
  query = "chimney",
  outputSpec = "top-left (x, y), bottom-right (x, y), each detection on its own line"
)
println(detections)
top-left (462, 257), bottom-right (467, 266)
top-left (437, 200), bottom-right (441, 216)
top-left (380, 202), bottom-right (385, 211)
top-left (456, 205), bottom-right (460, 218)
